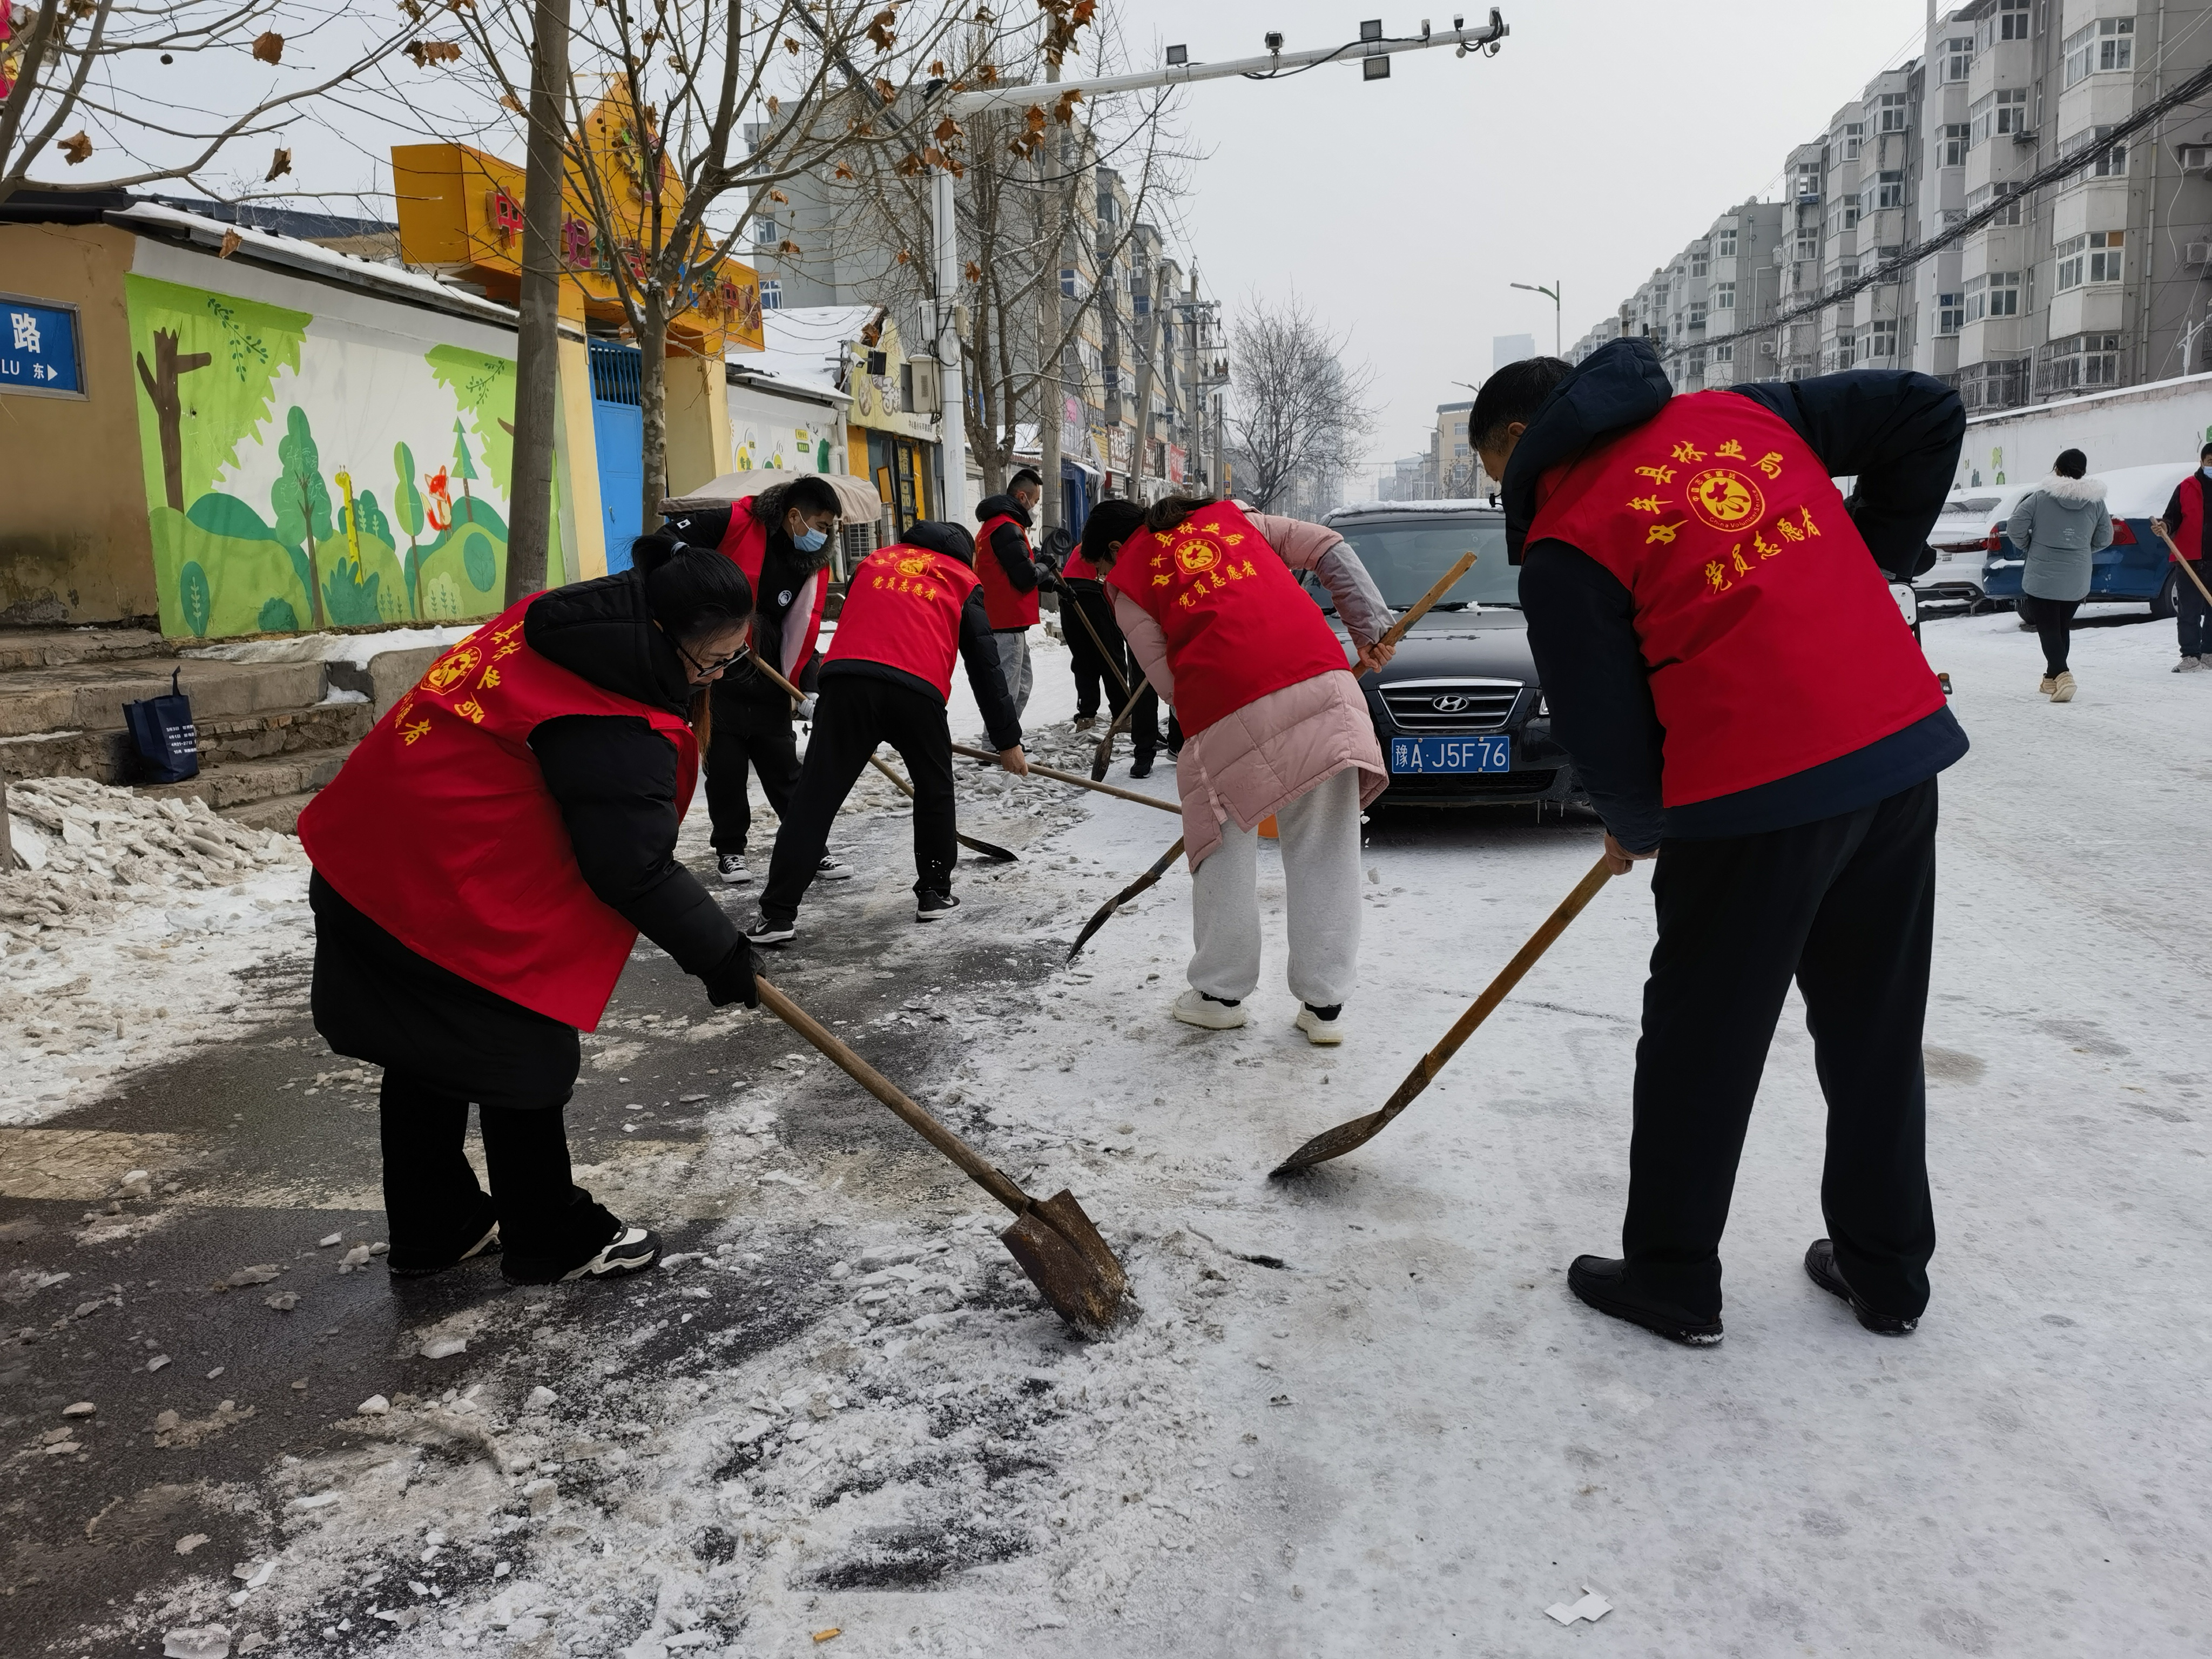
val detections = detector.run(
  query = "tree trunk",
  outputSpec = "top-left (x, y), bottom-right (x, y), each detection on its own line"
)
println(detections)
top-left (638, 307), bottom-right (670, 539)
top-left (503, 0), bottom-right (573, 605)
top-left (133, 329), bottom-right (211, 513)
top-left (1037, 59), bottom-right (1063, 536)
top-left (300, 477), bottom-right (324, 626)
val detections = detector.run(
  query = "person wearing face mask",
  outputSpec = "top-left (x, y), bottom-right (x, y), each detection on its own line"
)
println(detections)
top-left (298, 536), bottom-right (760, 1286)
top-left (665, 475), bottom-right (852, 885)
top-left (974, 468), bottom-right (1047, 717)
top-left (2150, 441), bottom-right (2212, 671)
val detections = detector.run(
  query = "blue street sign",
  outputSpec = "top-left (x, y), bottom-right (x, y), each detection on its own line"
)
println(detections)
top-left (0, 296), bottom-right (84, 396)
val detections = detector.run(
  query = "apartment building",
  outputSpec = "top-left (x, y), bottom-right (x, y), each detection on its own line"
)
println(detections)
top-left (1569, 1), bottom-right (2212, 420)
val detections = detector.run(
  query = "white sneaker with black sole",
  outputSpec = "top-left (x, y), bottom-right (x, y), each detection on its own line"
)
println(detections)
top-left (1172, 988), bottom-right (1247, 1030)
top-left (817, 855), bottom-right (854, 881)
top-left (915, 891), bottom-right (960, 921)
top-left (561, 1225), bottom-right (661, 1281)
top-left (1294, 1003), bottom-right (1345, 1046)
top-left (717, 854), bottom-right (750, 885)
top-left (745, 916), bottom-right (796, 945)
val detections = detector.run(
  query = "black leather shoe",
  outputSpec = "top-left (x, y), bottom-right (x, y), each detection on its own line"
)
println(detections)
top-left (1804, 1239), bottom-right (1918, 1336)
top-left (1129, 755), bottom-right (1155, 779)
top-left (1567, 1255), bottom-right (1723, 1346)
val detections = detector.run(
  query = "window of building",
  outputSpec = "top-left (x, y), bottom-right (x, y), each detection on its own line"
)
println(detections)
top-left (1840, 121), bottom-right (1866, 161)
top-left (1689, 303), bottom-right (1708, 328)
top-left (1964, 271), bottom-right (2021, 321)
top-left (1938, 292), bottom-right (1964, 334)
top-left (2060, 125), bottom-right (2128, 178)
top-left (1944, 36), bottom-right (1974, 82)
top-left (1970, 87), bottom-right (2028, 147)
top-left (1843, 199), bottom-right (1862, 230)
top-left (2055, 229), bottom-right (2125, 291)
top-left (1839, 259), bottom-right (1862, 281)
top-left (1859, 321), bottom-right (1899, 362)
top-left (752, 215), bottom-right (777, 247)
top-left (1944, 123), bottom-right (1971, 167)
top-left (1978, 0), bottom-right (2029, 49)
top-left (1877, 92), bottom-right (1908, 134)
top-left (1717, 227), bottom-right (1737, 258)
top-left (2036, 332), bottom-right (2126, 394)
top-left (1795, 224), bottom-right (1821, 259)
top-left (1691, 245), bottom-right (1709, 278)
top-left (1795, 161), bottom-right (1823, 200)
top-left (760, 279), bottom-right (781, 311)
top-left (1712, 343), bottom-right (1734, 363)
top-left (1874, 170), bottom-right (1905, 210)
top-left (2063, 18), bottom-right (2133, 89)
top-left (1060, 267), bottom-right (1077, 297)
top-left (1713, 282), bottom-right (1736, 310)
top-left (1966, 182), bottom-right (2027, 227)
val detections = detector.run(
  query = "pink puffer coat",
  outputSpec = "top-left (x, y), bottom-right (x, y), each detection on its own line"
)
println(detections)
top-left (1113, 510), bottom-right (1390, 868)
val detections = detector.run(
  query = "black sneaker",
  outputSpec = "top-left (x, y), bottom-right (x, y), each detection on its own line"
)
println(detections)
top-left (387, 1219), bottom-right (501, 1278)
top-left (816, 855), bottom-right (854, 881)
top-left (717, 853), bottom-right (750, 885)
top-left (505, 1223), bottom-right (662, 1285)
top-left (745, 916), bottom-right (796, 945)
top-left (1129, 756), bottom-right (1155, 779)
top-left (1567, 1255), bottom-right (1724, 1346)
top-left (1804, 1238), bottom-right (1918, 1336)
top-left (915, 891), bottom-right (960, 922)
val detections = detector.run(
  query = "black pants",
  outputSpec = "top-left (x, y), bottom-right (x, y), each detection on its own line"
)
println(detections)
top-left (705, 676), bottom-right (801, 855)
top-left (762, 676), bottom-right (956, 923)
top-left (2177, 562), bottom-right (2212, 657)
top-left (378, 1072), bottom-right (617, 1277)
top-left (1624, 777), bottom-right (1940, 1320)
top-left (1064, 582), bottom-right (1121, 720)
top-left (2019, 595), bottom-right (2081, 676)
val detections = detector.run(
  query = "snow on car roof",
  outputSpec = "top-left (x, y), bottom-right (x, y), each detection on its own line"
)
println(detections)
top-left (1327, 498), bottom-right (1502, 521)
top-left (2089, 461), bottom-right (2197, 517)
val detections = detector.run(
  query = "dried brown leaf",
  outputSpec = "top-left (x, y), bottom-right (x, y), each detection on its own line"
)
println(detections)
top-left (218, 227), bottom-right (243, 259)
top-left (58, 131), bottom-right (92, 165)
top-left (265, 146), bottom-right (292, 181)
top-left (251, 31), bottom-right (284, 64)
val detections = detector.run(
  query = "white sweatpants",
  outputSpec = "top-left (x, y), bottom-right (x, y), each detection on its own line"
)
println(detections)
top-left (1187, 767), bottom-right (1363, 1010)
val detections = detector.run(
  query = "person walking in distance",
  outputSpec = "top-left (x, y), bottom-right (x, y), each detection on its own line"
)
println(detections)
top-left (975, 468), bottom-right (1045, 717)
top-left (2150, 441), bottom-right (2212, 671)
top-left (1476, 340), bottom-right (1968, 1346)
top-left (298, 537), bottom-right (762, 1285)
top-left (747, 521), bottom-right (1027, 942)
top-left (665, 476), bottom-right (853, 885)
top-left (1106, 496), bottom-right (1395, 1046)
top-left (2007, 450), bottom-right (2112, 702)
top-left (1073, 498), bottom-right (1165, 776)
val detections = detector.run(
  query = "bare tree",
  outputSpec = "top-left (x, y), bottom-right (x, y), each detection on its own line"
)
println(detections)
top-left (1224, 293), bottom-right (1376, 515)
top-left (1, 1), bottom-right (411, 205)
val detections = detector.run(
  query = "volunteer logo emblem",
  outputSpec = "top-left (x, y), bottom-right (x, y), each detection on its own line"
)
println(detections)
top-left (1171, 535), bottom-right (1220, 577)
top-left (421, 644), bottom-right (482, 693)
top-left (895, 552), bottom-right (933, 577)
top-left (1685, 467), bottom-right (1763, 532)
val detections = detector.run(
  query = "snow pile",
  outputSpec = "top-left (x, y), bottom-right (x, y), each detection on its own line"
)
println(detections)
top-left (180, 623), bottom-right (477, 669)
top-left (2, 775), bottom-right (312, 1124)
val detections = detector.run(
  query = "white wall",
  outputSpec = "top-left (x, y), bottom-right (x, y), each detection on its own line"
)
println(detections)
top-left (1955, 373), bottom-right (2212, 487)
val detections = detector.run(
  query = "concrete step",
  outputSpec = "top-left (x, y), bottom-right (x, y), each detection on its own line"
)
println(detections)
top-left (327, 645), bottom-right (446, 718)
top-left (0, 697), bottom-right (372, 785)
top-left (0, 626), bottom-right (170, 673)
top-left (219, 791), bottom-right (322, 834)
top-left (0, 656), bottom-right (331, 739)
top-left (140, 745), bottom-right (353, 818)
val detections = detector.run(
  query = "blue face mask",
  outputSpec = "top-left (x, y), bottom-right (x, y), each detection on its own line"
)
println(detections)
top-left (792, 524), bottom-right (828, 554)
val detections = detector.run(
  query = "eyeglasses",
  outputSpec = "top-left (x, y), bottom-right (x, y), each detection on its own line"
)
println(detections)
top-left (679, 639), bottom-right (749, 677)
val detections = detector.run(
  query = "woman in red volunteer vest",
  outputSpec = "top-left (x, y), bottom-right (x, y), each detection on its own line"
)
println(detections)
top-left (664, 476), bottom-right (846, 885)
top-left (1104, 495), bottom-right (1396, 1047)
top-left (746, 520), bottom-right (1028, 941)
top-left (1477, 339), bottom-right (1968, 1347)
top-left (299, 538), bottom-right (761, 1285)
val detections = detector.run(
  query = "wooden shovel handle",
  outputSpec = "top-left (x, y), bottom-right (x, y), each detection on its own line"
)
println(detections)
top-left (2156, 525), bottom-right (2212, 607)
top-left (952, 744), bottom-right (1183, 814)
top-left (753, 976), bottom-right (1030, 1215)
top-left (747, 651), bottom-right (806, 709)
top-left (1374, 549), bottom-right (1479, 656)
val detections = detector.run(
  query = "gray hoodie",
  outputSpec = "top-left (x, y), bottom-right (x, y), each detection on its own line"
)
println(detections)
top-left (2008, 474), bottom-right (2113, 602)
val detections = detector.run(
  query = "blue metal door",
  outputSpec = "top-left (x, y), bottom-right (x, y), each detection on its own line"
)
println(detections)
top-left (590, 342), bottom-right (644, 571)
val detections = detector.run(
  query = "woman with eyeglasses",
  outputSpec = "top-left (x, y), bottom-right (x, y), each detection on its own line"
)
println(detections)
top-left (299, 534), bottom-right (760, 1286)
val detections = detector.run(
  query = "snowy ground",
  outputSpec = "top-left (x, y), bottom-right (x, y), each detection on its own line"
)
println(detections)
top-left (4, 610), bottom-right (2210, 1657)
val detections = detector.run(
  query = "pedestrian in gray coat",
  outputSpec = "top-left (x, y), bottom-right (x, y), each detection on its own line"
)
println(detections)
top-left (2007, 448), bottom-right (2112, 703)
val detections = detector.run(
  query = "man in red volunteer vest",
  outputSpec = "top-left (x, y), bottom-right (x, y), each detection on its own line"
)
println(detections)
top-left (973, 468), bottom-right (1045, 717)
top-left (665, 475), bottom-right (851, 886)
top-left (1476, 339), bottom-right (1968, 1346)
top-left (2150, 440), bottom-right (2212, 670)
top-left (299, 538), bottom-right (761, 1285)
top-left (746, 520), bottom-right (1027, 942)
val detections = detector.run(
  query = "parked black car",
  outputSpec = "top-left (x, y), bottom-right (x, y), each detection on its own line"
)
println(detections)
top-left (1308, 502), bottom-right (1586, 811)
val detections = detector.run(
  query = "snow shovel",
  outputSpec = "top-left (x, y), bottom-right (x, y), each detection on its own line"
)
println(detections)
top-left (1090, 677), bottom-right (1149, 780)
top-left (868, 753), bottom-right (1018, 863)
top-left (1270, 854), bottom-right (1617, 1177)
top-left (1068, 835), bottom-right (1185, 960)
top-left (752, 975), bottom-right (1130, 1336)
top-left (2155, 523), bottom-right (2212, 608)
top-left (950, 744), bottom-right (1182, 815)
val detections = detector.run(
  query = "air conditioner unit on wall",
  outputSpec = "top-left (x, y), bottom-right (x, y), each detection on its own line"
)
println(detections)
top-left (1760, 340), bottom-right (1778, 356)
top-left (2186, 241), bottom-right (2212, 268)
top-left (906, 355), bottom-right (943, 414)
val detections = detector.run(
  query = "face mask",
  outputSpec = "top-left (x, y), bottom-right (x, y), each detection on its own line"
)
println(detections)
top-left (792, 525), bottom-right (828, 554)
top-left (2200, 466), bottom-right (2212, 480)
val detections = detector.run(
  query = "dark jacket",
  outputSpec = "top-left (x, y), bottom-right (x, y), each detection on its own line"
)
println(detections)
top-left (974, 493), bottom-right (1041, 604)
top-left (520, 574), bottom-right (752, 1000)
top-left (2160, 475), bottom-right (2212, 560)
top-left (664, 493), bottom-right (833, 706)
top-left (819, 518), bottom-right (1024, 751)
top-left (1508, 338), bottom-right (1968, 851)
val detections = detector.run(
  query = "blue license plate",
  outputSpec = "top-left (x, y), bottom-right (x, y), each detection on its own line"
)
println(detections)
top-left (1390, 735), bottom-right (1511, 774)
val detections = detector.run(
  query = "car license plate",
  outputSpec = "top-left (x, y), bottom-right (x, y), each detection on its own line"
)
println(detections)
top-left (1390, 735), bottom-right (1510, 774)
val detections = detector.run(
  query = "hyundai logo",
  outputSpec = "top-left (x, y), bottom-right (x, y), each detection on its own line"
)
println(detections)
top-left (1431, 694), bottom-right (1471, 713)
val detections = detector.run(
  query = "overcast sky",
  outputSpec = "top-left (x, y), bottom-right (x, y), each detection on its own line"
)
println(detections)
top-left (1105, 0), bottom-right (1937, 480)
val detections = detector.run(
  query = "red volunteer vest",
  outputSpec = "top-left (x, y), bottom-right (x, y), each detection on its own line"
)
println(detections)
top-left (1062, 545), bottom-right (1098, 582)
top-left (1525, 389), bottom-right (1946, 808)
top-left (2176, 474), bottom-right (2206, 560)
top-left (974, 511), bottom-right (1041, 629)
top-left (718, 496), bottom-right (831, 664)
top-left (1105, 500), bottom-right (1352, 734)
top-left (824, 542), bottom-right (981, 699)
top-left (298, 597), bottom-right (698, 1030)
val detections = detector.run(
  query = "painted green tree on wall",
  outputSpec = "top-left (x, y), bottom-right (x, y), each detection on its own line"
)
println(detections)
top-left (392, 441), bottom-right (427, 617)
top-left (272, 406), bottom-right (333, 626)
top-left (451, 418), bottom-right (479, 524)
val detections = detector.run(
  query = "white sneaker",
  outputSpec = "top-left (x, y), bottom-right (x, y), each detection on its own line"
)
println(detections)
top-left (2038, 675), bottom-right (2056, 696)
top-left (717, 853), bottom-right (750, 885)
top-left (1171, 988), bottom-right (1247, 1030)
top-left (2051, 671), bottom-right (2078, 703)
top-left (2176, 656), bottom-right (2207, 673)
top-left (1294, 1004), bottom-right (1345, 1046)
top-left (560, 1225), bottom-right (661, 1281)
top-left (817, 855), bottom-right (854, 881)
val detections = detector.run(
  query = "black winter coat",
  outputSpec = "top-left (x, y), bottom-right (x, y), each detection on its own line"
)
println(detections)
top-left (973, 492), bottom-right (1041, 603)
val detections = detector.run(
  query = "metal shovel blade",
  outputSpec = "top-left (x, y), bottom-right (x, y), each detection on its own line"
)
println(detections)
top-left (1068, 835), bottom-right (1185, 959)
top-left (1000, 1189), bottom-right (1132, 1337)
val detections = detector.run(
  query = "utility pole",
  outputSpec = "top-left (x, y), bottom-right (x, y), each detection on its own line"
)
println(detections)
top-left (1037, 55), bottom-right (1064, 537)
top-left (503, 0), bottom-right (573, 603)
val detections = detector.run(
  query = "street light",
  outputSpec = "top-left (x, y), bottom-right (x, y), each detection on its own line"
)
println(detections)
top-left (1510, 281), bottom-right (1561, 358)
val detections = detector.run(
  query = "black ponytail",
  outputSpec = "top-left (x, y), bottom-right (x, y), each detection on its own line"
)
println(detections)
top-left (1145, 494), bottom-right (1216, 535)
top-left (630, 531), bottom-right (754, 643)
top-left (1081, 498), bottom-right (1147, 570)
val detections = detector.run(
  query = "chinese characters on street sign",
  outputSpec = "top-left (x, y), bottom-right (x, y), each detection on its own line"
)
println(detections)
top-left (0, 296), bottom-right (85, 397)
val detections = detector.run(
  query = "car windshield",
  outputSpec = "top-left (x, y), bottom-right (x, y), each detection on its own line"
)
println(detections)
top-left (1320, 516), bottom-right (1518, 611)
top-left (1944, 496), bottom-right (2001, 516)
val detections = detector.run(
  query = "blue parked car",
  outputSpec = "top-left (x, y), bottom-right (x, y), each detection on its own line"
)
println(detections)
top-left (1980, 461), bottom-right (2196, 618)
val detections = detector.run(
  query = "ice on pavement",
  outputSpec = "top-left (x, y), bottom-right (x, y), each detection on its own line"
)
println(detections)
top-left (9, 613), bottom-right (2212, 1653)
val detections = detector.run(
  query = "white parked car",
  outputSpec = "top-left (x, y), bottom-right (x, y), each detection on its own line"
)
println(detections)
top-left (1917, 485), bottom-right (2033, 611)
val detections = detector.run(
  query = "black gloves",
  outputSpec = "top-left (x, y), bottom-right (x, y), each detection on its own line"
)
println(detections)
top-left (703, 936), bottom-right (759, 1009)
